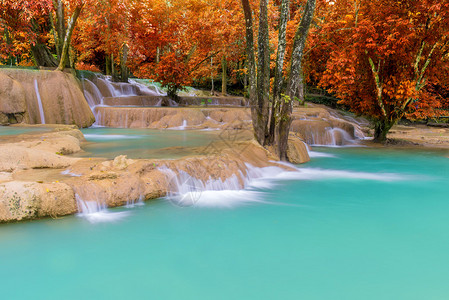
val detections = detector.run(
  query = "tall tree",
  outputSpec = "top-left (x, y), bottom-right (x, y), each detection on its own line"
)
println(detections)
top-left (317, 0), bottom-right (449, 142)
top-left (241, 0), bottom-right (316, 160)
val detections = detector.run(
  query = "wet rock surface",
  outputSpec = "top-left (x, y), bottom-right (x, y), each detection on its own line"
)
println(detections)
top-left (0, 69), bottom-right (94, 127)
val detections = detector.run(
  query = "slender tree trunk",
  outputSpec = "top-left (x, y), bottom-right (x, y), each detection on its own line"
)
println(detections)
top-left (120, 43), bottom-right (129, 82)
top-left (57, 5), bottom-right (82, 71)
top-left (111, 53), bottom-right (118, 81)
top-left (105, 55), bottom-right (111, 75)
top-left (221, 56), bottom-right (227, 96)
top-left (49, 13), bottom-right (60, 59)
top-left (256, 0), bottom-right (271, 145)
top-left (241, 0), bottom-right (258, 140)
top-left (279, 0), bottom-right (316, 160)
top-left (54, 0), bottom-right (66, 60)
top-left (268, 0), bottom-right (290, 145)
top-left (211, 56), bottom-right (215, 95)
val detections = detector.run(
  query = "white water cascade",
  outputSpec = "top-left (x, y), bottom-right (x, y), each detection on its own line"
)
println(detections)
top-left (75, 194), bottom-right (130, 223)
top-left (34, 79), bottom-right (45, 124)
top-left (161, 161), bottom-right (414, 208)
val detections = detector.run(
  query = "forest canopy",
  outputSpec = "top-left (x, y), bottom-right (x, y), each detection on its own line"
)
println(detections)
top-left (1, 0), bottom-right (448, 143)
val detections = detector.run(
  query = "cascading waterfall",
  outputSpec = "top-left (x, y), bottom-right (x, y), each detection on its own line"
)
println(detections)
top-left (74, 185), bottom-right (130, 223)
top-left (33, 79), bottom-right (45, 124)
top-left (97, 77), bottom-right (117, 97)
top-left (161, 160), bottom-right (412, 208)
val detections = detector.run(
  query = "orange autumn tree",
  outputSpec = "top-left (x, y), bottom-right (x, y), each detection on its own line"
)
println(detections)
top-left (317, 0), bottom-right (449, 142)
top-left (127, 0), bottom-right (248, 100)
top-left (0, 0), bottom-right (88, 70)
top-left (0, 0), bottom-right (53, 65)
top-left (72, 0), bottom-right (130, 80)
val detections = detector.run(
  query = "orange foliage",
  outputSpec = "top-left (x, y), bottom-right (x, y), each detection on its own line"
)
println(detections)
top-left (309, 0), bottom-right (449, 122)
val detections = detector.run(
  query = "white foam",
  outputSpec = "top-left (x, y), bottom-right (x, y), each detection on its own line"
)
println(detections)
top-left (308, 151), bottom-right (337, 158)
top-left (76, 194), bottom-right (130, 224)
top-left (161, 160), bottom-right (418, 209)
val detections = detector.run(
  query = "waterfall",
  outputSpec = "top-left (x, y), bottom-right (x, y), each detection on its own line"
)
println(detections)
top-left (97, 77), bottom-right (117, 97)
top-left (74, 185), bottom-right (131, 223)
top-left (125, 195), bottom-right (145, 208)
top-left (161, 167), bottom-right (253, 207)
top-left (33, 79), bottom-right (45, 124)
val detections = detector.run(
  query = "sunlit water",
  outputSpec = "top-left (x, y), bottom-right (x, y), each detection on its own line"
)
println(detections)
top-left (76, 128), bottom-right (222, 159)
top-left (1, 147), bottom-right (449, 299)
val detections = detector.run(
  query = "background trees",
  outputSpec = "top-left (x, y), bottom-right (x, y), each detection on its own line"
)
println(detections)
top-left (1, 0), bottom-right (448, 144)
top-left (311, 0), bottom-right (449, 141)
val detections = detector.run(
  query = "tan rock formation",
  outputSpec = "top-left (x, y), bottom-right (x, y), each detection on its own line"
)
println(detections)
top-left (95, 107), bottom-right (252, 129)
top-left (287, 135), bottom-right (310, 164)
top-left (0, 181), bottom-right (77, 222)
top-left (0, 69), bottom-right (95, 127)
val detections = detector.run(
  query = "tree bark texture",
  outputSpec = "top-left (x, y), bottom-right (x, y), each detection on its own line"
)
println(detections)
top-left (268, 0), bottom-right (290, 145)
top-left (373, 119), bottom-right (394, 143)
top-left (57, 5), bottom-right (82, 71)
top-left (120, 43), bottom-right (129, 82)
top-left (31, 44), bottom-right (58, 67)
top-left (241, 0), bottom-right (258, 142)
top-left (279, 0), bottom-right (316, 160)
top-left (222, 56), bottom-right (227, 96)
top-left (256, 0), bottom-right (271, 145)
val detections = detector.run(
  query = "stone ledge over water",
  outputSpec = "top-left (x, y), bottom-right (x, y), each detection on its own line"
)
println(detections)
top-left (0, 125), bottom-right (309, 223)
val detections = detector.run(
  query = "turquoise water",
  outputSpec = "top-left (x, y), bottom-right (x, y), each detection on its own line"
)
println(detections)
top-left (77, 128), bottom-right (221, 158)
top-left (0, 126), bottom-right (50, 136)
top-left (1, 147), bottom-right (449, 299)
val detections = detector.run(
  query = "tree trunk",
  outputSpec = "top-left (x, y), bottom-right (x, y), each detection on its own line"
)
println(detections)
top-left (268, 0), bottom-right (290, 145)
top-left (373, 119), bottom-right (394, 143)
top-left (105, 55), bottom-right (111, 75)
top-left (54, 0), bottom-right (66, 61)
top-left (256, 0), bottom-right (271, 145)
top-left (211, 56), bottom-right (215, 95)
top-left (241, 0), bottom-right (258, 140)
top-left (111, 53), bottom-right (118, 81)
top-left (120, 43), bottom-right (129, 82)
top-left (221, 56), bottom-right (227, 96)
top-left (31, 44), bottom-right (58, 67)
top-left (57, 5), bottom-right (82, 71)
top-left (279, 0), bottom-right (316, 160)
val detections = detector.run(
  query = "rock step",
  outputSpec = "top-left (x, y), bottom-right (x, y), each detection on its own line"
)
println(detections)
top-left (102, 96), bottom-right (247, 107)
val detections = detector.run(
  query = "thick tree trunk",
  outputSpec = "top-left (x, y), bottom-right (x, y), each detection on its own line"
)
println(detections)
top-left (373, 119), bottom-right (394, 143)
top-left (31, 44), bottom-right (58, 67)
top-left (268, 0), bottom-right (290, 145)
top-left (221, 56), bottom-right (227, 96)
top-left (256, 0), bottom-right (271, 145)
top-left (279, 0), bottom-right (316, 160)
top-left (57, 5), bottom-right (82, 71)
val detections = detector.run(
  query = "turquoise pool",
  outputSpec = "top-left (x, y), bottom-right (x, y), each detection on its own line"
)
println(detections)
top-left (1, 147), bottom-right (449, 299)
top-left (0, 126), bottom-right (50, 136)
top-left (77, 127), bottom-right (222, 159)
